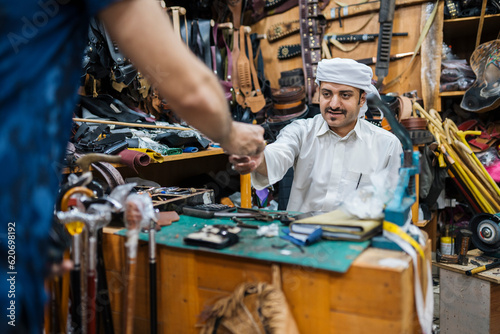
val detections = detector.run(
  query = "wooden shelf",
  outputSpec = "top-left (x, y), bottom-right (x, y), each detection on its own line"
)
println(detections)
top-left (443, 14), bottom-right (500, 46)
top-left (439, 91), bottom-right (466, 97)
top-left (62, 147), bottom-right (225, 174)
top-left (160, 147), bottom-right (225, 162)
top-left (444, 13), bottom-right (500, 24)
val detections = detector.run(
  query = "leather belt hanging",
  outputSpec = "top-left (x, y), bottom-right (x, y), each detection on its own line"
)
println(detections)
top-left (299, 0), bottom-right (326, 104)
top-left (245, 31), bottom-right (266, 113)
top-left (235, 27), bottom-right (266, 113)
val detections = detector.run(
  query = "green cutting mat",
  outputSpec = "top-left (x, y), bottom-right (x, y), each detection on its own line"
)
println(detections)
top-left (115, 215), bottom-right (370, 273)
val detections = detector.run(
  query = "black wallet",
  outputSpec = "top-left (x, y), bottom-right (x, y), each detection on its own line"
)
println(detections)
top-left (183, 225), bottom-right (240, 249)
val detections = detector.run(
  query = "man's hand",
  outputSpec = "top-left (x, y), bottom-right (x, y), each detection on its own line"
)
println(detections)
top-left (229, 153), bottom-right (265, 175)
top-left (221, 122), bottom-right (266, 156)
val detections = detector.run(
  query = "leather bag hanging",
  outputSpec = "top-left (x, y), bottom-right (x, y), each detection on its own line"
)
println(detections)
top-left (181, 18), bottom-right (213, 69)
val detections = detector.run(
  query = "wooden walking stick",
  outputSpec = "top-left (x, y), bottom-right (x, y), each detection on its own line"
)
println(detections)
top-left (146, 212), bottom-right (159, 334)
top-left (123, 194), bottom-right (155, 334)
top-left (72, 118), bottom-right (192, 131)
top-left (60, 186), bottom-right (95, 333)
top-left (56, 208), bottom-right (112, 334)
top-left (85, 206), bottom-right (113, 334)
top-left (456, 130), bottom-right (500, 198)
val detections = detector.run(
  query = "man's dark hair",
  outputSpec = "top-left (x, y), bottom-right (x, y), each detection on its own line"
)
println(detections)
top-left (358, 89), bottom-right (365, 104)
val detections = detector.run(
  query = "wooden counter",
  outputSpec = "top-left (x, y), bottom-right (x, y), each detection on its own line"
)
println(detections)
top-left (102, 228), bottom-right (430, 333)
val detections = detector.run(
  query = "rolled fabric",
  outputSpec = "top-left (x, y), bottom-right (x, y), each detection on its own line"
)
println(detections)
top-left (315, 58), bottom-right (380, 117)
top-left (128, 148), bottom-right (164, 163)
top-left (182, 147), bottom-right (199, 153)
top-left (119, 149), bottom-right (151, 173)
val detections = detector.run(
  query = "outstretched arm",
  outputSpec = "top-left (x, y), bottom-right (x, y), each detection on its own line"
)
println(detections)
top-left (99, 0), bottom-right (265, 156)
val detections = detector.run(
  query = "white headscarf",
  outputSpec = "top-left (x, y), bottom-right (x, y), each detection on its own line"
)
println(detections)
top-left (315, 58), bottom-right (380, 117)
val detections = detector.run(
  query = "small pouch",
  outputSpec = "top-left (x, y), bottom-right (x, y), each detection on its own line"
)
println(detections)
top-left (184, 225), bottom-right (240, 249)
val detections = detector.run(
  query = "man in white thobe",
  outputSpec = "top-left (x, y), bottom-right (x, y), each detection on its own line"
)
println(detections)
top-left (230, 58), bottom-right (403, 212)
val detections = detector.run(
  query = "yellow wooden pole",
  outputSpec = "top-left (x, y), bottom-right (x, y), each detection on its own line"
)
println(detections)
top-left (240, 174), bottom-right (252, 208)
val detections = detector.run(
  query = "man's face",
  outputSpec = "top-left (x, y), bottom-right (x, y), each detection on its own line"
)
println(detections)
top-left (319, 82), bottom-right (365, 137)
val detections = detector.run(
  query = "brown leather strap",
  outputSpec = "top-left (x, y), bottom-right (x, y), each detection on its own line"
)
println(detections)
top-left (299, 0), bottom-right (326, 104)
top-left (227, 0), bottom-right (242, 29)
top-left (247, 32), bottom-right (261, 95)
top-left (267, 20), bottom-right (300, 42)
top-left (245, 31), bottom-right (266, 113)
top-left (237, 27), bottom-right (252, 99)
top-left (277, 44), bottom-right (302, 60)
top-left (231, 29), bottom-right (245, 106)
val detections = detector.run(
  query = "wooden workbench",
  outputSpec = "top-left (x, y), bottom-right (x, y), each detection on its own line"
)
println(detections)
top-left (102, 225), bottom-right (430, 333)
top-left (434, 249), bottom-right (500, 334)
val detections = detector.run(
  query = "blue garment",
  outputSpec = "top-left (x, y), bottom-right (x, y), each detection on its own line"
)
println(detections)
top-left (0, 1), bottom-right (118, 333)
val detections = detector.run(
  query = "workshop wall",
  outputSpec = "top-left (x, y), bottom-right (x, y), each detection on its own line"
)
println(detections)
top-left (250, 1), bottom-right (425, 96)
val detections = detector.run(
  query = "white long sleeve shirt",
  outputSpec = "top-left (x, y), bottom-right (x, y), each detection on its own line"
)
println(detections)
top-left (252, 114), bottom-right (403, 212)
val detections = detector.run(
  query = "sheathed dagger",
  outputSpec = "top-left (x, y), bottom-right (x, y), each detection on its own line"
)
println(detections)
top-left (355, 51), bottom-right (415, 65)
top-left (267, 0), bottom-right (428, 42)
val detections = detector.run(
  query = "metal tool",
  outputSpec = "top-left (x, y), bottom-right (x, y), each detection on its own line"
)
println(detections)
top-left (466, 260), bottom-right (500, 276)
top-left (231, 217), bottom-right (260, 229)
top-left (368, 94), bottom-right (434, 334)
top-left (182, 206), bottom-right (275, 221)
top-left (182, 207), bottom-right (254, 219)
top-left (367, 94), bottom-right (417, 226)
top-left (236, 207), bottom-right (275, 222)
top-left (469, 213), bottom-right (500, 253)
